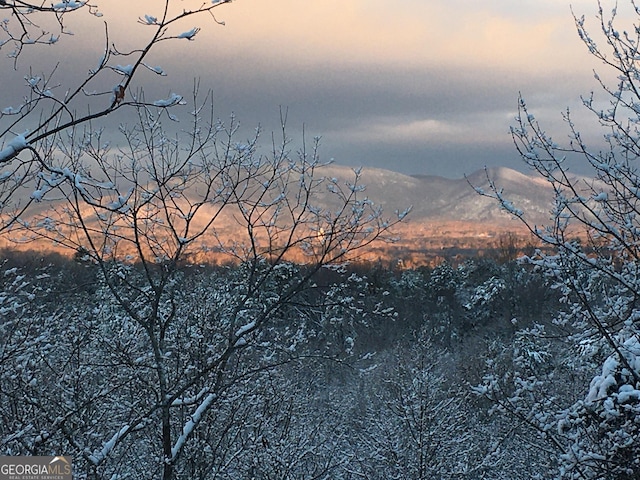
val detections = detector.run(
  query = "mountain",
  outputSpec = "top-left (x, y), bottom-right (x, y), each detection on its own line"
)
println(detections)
top-left (317, 164), bottom-right (557, 227)
top-left (306, 164), bottom-right (571, 264)
top-left (4, 164), bottom-right (575, 266)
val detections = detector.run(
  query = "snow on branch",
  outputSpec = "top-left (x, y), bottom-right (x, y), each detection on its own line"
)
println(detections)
top-left (153, 93), bottom-right (184, 107)
top-left (105, 188), bottom-right (133, 212)
top-left (170, 393), bottom-right (216, 461)
top-left (88, 424), bottom-right (130, 465)
top-left (177, 28), bottom-right (200, 41)
top-left (113, 65), bottom-right (134, 77)
top-left (52, 1), bottom-right (86, 12)
top-left (143, 63), bottom-right (166, 76)
top-left (233, 320), bottom-right (256, 347)
top-left (0, 133), bottom-right (28, 163)
top-left (140, 14), bottom-right (158, 25)
top-left (1, 104), bottom-right (24, 115)
top-left (586, 336), bottom-right (640, 404)
top-left (171, 387), bottom-right (209, 407)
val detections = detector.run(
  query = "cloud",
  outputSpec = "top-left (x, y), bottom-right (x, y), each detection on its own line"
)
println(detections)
top-left (189, 0), bottom-right (593, 74)
top-left (338, 117), bottom-right (458, 144)
top-left (2, 0), bottom-right (629, 178)
top-left (331, 107), bottom-right (523, 150)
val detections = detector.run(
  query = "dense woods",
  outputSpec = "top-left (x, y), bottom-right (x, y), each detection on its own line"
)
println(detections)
top-left (0, 249), bottom-right (565, 479)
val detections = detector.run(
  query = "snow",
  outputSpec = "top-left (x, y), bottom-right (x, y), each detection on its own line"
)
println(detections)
top-left (501, 200), bottom-right (523, 216)
top-left (617, 384), bottom-right (640, 404)
top-left (171, 387), bottom-right (208, 407)
top-left (177, 28), bottom-right (200, 41)
top-left (89, 425), bottom-right (130, 465)
top-left (2, 105), bottom-right (23, 115)
top-left (106, 189), bottom-right (133, 212)
top-left (587, 370), bottom-right (618, 402)
top-left (153, 93), bottom-right (184, 107)
top-left (235, 321), bottom-right (255, 338)
top-left (396, 206), bottom-right (412, 220)
top-left (586, 337), bottom-right (640, 404)
top-left (170, 393), bottom-right (216, 460)
top-left (114, 65), bottom-right (134, 76)
top-left (592, 191), bottom-right (608, 202)
top-left (106, 196), bottom-right (128, 211)
top-left (52, 1), bottom-right (86, 11)
top-left (26, 76), bottom-right (41, 87)
top-left (233, 321), bottom-right (256, 347)
top-left (0, 133), bottom-right (28, 163)
top-left (471, 384), bottom-right (489, 396)
top-left (30, 188), bottom-right (48, 202)
top-left (146, 65), bottom-right (166, 76)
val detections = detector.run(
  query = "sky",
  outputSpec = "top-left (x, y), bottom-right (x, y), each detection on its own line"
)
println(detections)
top-left (1, 0), bottom-right (634, 178)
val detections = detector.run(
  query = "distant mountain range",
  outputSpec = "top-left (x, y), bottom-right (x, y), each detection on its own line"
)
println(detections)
top-left (316, 164), bottom-right (614, 263)
top-left (318, 164), bottom-right (560, 227)
top-left (304, 164), bottom-right (579, 264)
top-left (4, 164), bottom-right (591, 265)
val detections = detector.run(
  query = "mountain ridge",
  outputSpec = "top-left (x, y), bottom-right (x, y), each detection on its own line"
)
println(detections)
top-left (319, 164), bottom-right (557, 227)
top-left (2, 164), bottom-right (565, 266)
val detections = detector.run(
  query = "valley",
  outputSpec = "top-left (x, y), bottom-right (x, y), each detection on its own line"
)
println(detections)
top-left (0, 165), bottom-right (561, 266)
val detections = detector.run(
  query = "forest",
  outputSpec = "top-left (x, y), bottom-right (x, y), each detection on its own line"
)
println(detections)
top-left (0, 247), bottom-right (586, 479)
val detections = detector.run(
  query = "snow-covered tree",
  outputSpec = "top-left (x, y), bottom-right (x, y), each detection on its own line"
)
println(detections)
top-left (0, 256), bottom-right (403, 479)
top-left (0, 2), bottom-right (406, 478)
top-left (475, 1), bottom-right (640, 477)
top-left (0, 0), bottom-right (232, 229)
top-left (0, 1), bottom-right (100, 61)
top-left (370, 340), bottom-right (477, 479)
